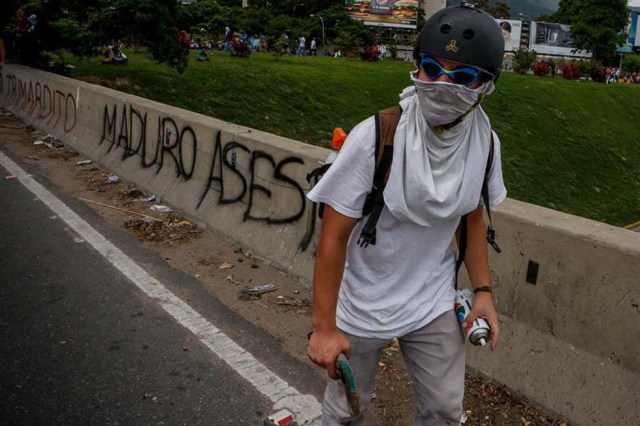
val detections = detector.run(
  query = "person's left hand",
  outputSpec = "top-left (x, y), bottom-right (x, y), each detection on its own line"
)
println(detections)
top-left (463, 291), bottom-right (500, 351)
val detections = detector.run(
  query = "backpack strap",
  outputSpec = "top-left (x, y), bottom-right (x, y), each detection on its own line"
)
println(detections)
top-left (358, 106), bottom-right (401, 247)
top-left (455, 132), bottom-right (500, 288)
top-left (482, 133), bottom-right (501, 253)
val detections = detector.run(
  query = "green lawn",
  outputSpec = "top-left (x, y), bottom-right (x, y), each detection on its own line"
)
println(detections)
top-left (68, 50), bottom-right (640, 227)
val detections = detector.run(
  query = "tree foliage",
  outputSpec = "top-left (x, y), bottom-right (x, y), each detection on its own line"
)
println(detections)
top-left (622, 54), bottom-right (640, 73)
top-left (471, 1), bottom-right (510, 19)
top-left (512, 48), bottom-right (537, 74)
top-left (4, 0), bottom-right (190, 73)
top-left (3, 0), bottom-right (426, 72)
top-left (492, 2), bottom-right (511, 19)
top-left (551, 0), bottom-right (628, 62)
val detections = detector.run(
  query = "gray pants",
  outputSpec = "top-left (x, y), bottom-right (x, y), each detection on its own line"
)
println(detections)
top-left (322, 310), bottom-right (465, 425)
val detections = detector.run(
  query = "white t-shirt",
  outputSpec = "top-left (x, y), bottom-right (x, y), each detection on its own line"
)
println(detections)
top-left (307, 116), bottom-right (507, 339)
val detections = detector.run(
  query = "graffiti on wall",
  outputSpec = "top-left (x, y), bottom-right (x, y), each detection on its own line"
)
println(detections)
top-left (1, 73), bottom-right (77, 133)
top-left (0, 72), bottom-right (316, 250)
top-left (100, 103), bottom-right (308, 229)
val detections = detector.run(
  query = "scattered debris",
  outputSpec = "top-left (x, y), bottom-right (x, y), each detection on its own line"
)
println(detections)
top-left (33, 134), bottom-right (64, 149)
top-left (218, 262), bottom-right (234, 270)
top-left (5, 175), bottom-right (16, 180)
top-left (273, 295), bottom-right (311, 309)
top-left (264, 409), bottom-right (296, 425)
top-left (226, 275), bottom-right (242, 285)
top-left (79, 197), bottom-right (162, 222)
top-left (76, 159), bottom-right (92, 165)
top-left (124, 188), bottom-right (157, 203)
top-left (123, 216), bottom-right (201, 246)
top-left (106, 175), bottom-right (120, 184)
top-left (150, 204), bottom-right (173, 213)
top-left (241, 283), bottom-right (276, 295)
top-left (126, 188), bottom-right (145, 198)
top-left (136, 195), bottom-right (156, 202)
top-left (254, 301), bottom-right (270, 309)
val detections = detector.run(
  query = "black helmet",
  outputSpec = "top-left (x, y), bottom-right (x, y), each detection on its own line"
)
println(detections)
top-left (414, 3), bottom-right (505, 78)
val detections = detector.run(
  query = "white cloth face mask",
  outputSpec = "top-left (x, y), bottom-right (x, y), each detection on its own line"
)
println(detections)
top-left (410, 71), bottom-right (494, 127)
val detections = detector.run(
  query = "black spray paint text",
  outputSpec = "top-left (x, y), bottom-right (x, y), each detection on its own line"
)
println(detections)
top-left (100, 103), bottom-right (306, 225)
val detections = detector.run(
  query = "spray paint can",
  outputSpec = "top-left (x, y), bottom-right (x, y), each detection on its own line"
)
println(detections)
top-left (454, 288), bottom-right (491, 346)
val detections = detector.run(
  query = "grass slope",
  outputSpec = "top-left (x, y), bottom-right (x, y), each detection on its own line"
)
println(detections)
top-left (69, 50), bottom-right (640, 227)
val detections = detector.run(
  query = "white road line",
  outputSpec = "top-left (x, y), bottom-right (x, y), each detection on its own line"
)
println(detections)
top-left (0, 150), bottom-right (322, 425)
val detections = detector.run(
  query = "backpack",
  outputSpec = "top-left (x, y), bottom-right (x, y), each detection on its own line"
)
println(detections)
top-left (301, 106), bottom-right (501, 275)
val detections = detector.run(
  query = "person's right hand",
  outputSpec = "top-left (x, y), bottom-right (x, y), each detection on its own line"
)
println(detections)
top-left (308, 329), bottom-right (351, 380)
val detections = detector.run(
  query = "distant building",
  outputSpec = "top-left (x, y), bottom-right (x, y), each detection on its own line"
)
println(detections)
top-left (626, 1), bottom-right (640, 50)
top-left (179, 0), bottom-right (196, 4)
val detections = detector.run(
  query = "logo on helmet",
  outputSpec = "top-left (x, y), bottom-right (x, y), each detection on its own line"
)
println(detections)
top-left (445, 40), bottom-right (459, 53)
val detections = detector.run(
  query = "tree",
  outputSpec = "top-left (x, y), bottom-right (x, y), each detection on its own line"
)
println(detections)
top-left (492, 2), bottom-right (510, 19)
top-left (512, 48), bottom-right (537, 74)
top-left (5, 0), bottom-right (191, 73)
top-left (551, 0), bottom-right (628, 62)
top-left (96, 0), bottom-right (191, 73)
top-left (176, 0), bottom-right (228, 36)
top-left (622, 53), bottom-right (640, 73)
top-left (551, 0), bottom-right (578, 24)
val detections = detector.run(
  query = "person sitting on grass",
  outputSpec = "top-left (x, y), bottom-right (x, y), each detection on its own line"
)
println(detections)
top-left (197, 48), bottom-right (209, 62)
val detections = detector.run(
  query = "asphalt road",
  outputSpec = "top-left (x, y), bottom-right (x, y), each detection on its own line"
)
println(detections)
top-left (0, 149), bottom-right (323, 425)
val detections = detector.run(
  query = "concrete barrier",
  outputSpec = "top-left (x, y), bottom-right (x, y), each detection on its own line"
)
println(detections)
top-left (466, 199), bottom-right (640, 425)
top-left (0, 64), bottom-right (326, 283)
top-left (2, 65), bottom-right (639, 425)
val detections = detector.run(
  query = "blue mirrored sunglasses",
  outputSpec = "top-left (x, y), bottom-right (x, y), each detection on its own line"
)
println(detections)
top-left (419, 56), bottom-right (483, 87)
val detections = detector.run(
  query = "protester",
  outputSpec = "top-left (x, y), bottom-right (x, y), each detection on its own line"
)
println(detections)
top-left (378, 43), bottom-right (386, 60)
top-left (298, 35), bottom-right (306, 55)
top-left (307, 4), bottom-right (506, 424)
top-left (223, 26), bottom-right (233, 51)
top-left (310, 37), bottom-right (317, 56)
top-left (196, 47), bottom-right (209, 62)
